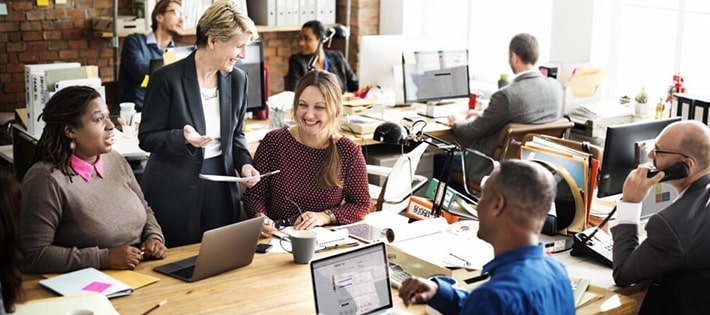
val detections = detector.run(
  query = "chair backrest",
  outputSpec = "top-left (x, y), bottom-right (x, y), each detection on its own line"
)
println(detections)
top-left (382, 142), bottom-right (428, 201)
top-left (494, 117), bottom-right (574, 160)
top-left (12, 125), bottom-right (38, 181)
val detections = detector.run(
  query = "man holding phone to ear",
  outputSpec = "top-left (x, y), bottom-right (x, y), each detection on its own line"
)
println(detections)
top-left (612, 120), bottom-right (710, 314)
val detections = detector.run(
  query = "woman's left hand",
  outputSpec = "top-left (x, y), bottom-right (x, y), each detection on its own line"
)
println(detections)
top-left (141, 238), bottom-right (168, 260)
top-left (293, 211), bottom-right (329, 230)
top-left (241, 164), bottom-right (260, 188)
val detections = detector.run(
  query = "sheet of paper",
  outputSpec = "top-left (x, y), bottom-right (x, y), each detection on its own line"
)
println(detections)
top-left (199, 170), bottom-right (280, 182)
top-left (568, 68), bottom-right (608, 98)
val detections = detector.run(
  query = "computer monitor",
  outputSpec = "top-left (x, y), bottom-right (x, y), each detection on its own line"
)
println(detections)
top-left (234, 41), bottom-right (267, 113)
top-left (401, 50), bottom-right (470, 104)
top-left (12, 125), bottom-right (38, 181)
top-left (597, 117), bottom-right (682, 198)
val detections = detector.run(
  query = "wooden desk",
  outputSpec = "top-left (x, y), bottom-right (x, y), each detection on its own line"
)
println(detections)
top-left (20, 243), bottom-right (425, 314)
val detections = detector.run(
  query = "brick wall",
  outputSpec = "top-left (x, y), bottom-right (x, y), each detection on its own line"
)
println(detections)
top-left (0, 0), bottom-right (380, 113)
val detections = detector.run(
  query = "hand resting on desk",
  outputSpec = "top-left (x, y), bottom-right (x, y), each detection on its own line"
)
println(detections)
top-left (448, 109), bottom-right (481, 126)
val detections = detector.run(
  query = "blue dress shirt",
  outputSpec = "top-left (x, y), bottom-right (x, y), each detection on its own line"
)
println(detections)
top-left (429, 244), bottom-right (575, 315)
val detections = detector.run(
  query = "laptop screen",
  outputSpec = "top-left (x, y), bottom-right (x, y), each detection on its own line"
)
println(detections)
top-left (310, 242), bottom-right (394, 315)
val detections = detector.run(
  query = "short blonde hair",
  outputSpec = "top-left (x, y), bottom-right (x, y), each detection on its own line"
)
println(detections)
top-left (194, 0), bottom-right (259, 48)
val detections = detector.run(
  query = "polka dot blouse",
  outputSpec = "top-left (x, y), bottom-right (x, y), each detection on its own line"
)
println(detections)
top-left (242, 127), bottom-right (371, 224)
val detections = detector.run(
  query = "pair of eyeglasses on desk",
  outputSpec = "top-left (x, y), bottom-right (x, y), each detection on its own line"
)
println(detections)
top-left (273, 196), bottom-right (304, 229)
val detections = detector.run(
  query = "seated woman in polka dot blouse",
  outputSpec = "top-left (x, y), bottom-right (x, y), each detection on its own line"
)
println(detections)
top-left (243, 70), bottom-right (371, 237)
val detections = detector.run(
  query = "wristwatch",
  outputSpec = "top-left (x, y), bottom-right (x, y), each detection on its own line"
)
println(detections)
top-left (324, 209), bottom-right (337, 224)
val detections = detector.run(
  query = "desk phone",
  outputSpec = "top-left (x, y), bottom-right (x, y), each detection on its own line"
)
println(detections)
top-left (571, 227), bottom-right (613, 267)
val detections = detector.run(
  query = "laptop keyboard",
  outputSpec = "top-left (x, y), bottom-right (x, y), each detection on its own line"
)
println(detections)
top-left (172, 265), bottom-right (195, 279)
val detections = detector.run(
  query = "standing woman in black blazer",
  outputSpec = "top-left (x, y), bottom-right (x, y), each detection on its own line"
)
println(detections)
top-left (139, 0), bottom-right (260, 247)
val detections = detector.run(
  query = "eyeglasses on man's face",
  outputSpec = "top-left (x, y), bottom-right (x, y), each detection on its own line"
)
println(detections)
top-left (165, 9), bottom-right (185, 19)
top-left (651, 147), bottom-right (691, 159)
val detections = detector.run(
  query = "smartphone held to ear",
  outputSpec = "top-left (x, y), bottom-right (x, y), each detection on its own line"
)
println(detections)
top-left (647, 162), bottom-right (689, 182)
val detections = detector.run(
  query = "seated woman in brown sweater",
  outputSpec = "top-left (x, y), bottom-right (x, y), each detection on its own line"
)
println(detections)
top-left (21, 86), bottom-right (167, 274)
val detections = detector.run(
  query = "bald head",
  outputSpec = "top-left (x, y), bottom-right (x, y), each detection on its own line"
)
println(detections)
top-left (660, 120), bottom-right (710, 171)
top-left (487, 160), bottom-right (557, 227)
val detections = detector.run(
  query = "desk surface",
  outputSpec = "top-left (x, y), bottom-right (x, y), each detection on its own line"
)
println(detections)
top-left (20, 236), bottom-right (637, 314)
top-left (20, 243), bottom-right (425, 314)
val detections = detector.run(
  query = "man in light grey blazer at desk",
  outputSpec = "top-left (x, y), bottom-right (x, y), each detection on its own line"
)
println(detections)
top-left (612, 120), bottom-right (710, 315)
top-left (447, 33), bottom-right (563, 158)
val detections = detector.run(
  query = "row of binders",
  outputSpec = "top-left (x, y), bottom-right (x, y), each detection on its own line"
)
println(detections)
top-left (24, 63), bottom-right (104, 138)
top-left (247, 0), bottom-right (336, 27)
top-left (521, 135), bottom-right (600, 235)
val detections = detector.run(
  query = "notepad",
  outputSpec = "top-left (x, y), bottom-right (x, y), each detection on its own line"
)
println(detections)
top-left (13, 293), bottom-right (119, 315)
top-left (39, 267), bottom-right (133, 298)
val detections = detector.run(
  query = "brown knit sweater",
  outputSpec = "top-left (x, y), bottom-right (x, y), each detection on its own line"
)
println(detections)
top-left (21, 150), bottom-right (164, 274)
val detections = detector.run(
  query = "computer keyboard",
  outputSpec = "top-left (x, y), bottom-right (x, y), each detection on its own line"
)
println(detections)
top-left (172, 265), bottom-right (195, 279)
top-left (388, 262), bottom-right (412, 289)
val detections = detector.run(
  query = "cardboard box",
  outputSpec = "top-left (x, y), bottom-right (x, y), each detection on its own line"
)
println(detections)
top-left (93, 16), bottom-right (146, 33)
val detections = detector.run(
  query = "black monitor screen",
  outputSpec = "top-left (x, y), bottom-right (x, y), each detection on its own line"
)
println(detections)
top-left (597, 117), bottom-right (682, 198)
top-left (235, 41), bottom-right (266, 113)
top-left (402, 50), bottom-right (470, 103)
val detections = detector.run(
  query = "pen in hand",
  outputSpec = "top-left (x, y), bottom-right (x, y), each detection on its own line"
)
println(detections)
top-left (141, 299), bottom-right (167, 315)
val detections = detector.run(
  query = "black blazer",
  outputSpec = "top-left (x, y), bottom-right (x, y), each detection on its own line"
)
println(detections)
top-left (612, 174), bottom-right (710, 314)
top-left (286, 50), bottom-right (358, 92)
top-left (138, 51), bottom-right (253, 222)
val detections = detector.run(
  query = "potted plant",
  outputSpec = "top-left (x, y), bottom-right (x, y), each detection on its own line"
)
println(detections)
top-left (634, 86), bottom-right (652, 116)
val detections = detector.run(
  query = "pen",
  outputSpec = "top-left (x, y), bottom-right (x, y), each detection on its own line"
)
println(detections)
top-left (316, 242), bottom-right (358, 253)
top-left (260, 170), bottom-right (281, 177)
top-left (141, 299), bottom-right (167, 315)
top-left (449, 253), bottom-right (472, 267)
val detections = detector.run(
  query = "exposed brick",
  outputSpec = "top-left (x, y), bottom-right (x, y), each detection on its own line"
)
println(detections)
top-left (58, 50), bottom-right (79, 59)
top-left (48, 41), bottom-right (68, 51)
top-left (6, 63), bottom-right (23, 74)
top-left (6, 42), bottom-right (26, 53)
top-left (43, 30), bottom-right (62, 40)
top-left (81, 49), bottom-right (98, 59)
top-left (6, 12), bottom-right (26, 22)
top-left (28, 41), bottom-right (49, 52)
top-left (20, 21), bottom-right (42, 31)
top-left (0, 22), bottom-right (19, 32)
top-left (67, 9), bottom-right (87, 20)
top-left (26, 10), bottom-right (45, 21)
top-left (12, 1), bottom-right (33, 11)
top-left (40, 51), bottom-right (59, 60)
top-left (22, 31), bottom-right (42, 41)
top-left (18, 52), bottom-right (39, 63)
top-left (46, 9), bottom-right (68, 20)
top-left (53, 20), bottom-right (75, 30)
top-left (4, 82), bottom-right (24, 93)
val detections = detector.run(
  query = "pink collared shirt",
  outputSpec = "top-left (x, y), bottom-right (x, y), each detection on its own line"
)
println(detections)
top-left (70, 154), bottom-right (105, 182)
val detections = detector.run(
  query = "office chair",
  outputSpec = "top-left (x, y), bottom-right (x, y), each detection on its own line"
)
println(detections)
top-left (367, 142), bottom-right (429, 213)
top-left (450, 117), bottom-right (574, 196)
top-left (12, 124), bottom-right (38, 182)
top-left (494, 117), bottom-right (575, 160)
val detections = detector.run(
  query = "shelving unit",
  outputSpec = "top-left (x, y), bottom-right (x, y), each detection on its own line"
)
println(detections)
top-left (96, 25), bottom-right (303, 38)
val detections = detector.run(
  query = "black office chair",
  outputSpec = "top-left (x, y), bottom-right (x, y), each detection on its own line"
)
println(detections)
top-left (12, 124), bottom-right (38, 181)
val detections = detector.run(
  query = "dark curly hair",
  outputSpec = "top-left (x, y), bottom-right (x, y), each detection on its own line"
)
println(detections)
top-left (0, 177), bottom-right (24, 313)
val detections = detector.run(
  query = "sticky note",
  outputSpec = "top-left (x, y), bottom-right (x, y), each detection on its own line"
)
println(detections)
top-left (56, 0), bottom-right (67, 4)
top-left (402, 51), bottom-right (416, 64)
top-left (82, 281), bottom-right (112, 293)
top-left (37, 0), bottom-right (49, 6)
top-left (141, 75), bottom-right (149, 88)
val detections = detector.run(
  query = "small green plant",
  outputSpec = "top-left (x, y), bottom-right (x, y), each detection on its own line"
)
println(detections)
top-left (635, 86), bottom-right (648, 104)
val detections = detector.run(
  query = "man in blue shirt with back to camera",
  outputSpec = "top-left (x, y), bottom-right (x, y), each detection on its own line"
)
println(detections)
top-left (118, 0), bottom-right (183, 111)
top-left (399, 159), bottom-right (575, 314)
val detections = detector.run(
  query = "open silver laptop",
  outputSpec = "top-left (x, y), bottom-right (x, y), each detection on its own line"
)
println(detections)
top-left (154, 216), bottom-right (265, 282)
top-left (310, 242), bottom-right (409, 315)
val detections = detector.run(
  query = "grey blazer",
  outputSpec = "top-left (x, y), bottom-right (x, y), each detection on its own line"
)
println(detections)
top-left (451, 70), bottom-right (562, 157)
top-left (612, 175), bottom-right (710, 314)
top-left (138, 52), bottom-right (253, 242)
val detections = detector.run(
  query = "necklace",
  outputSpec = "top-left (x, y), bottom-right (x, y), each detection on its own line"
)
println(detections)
top-left (200, 87), bottom-right (218, 100)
